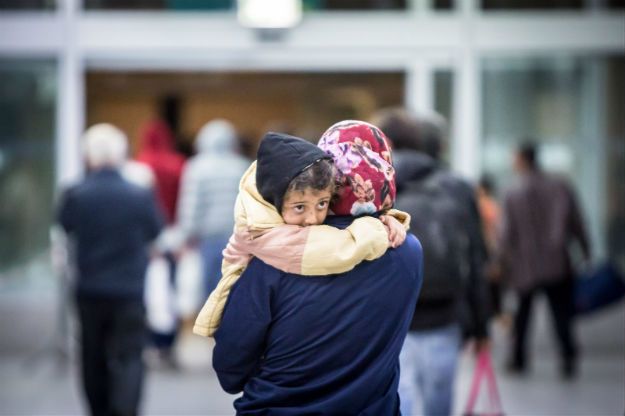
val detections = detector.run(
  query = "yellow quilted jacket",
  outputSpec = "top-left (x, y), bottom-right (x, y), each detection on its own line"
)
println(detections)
top-left (193, 162), bottom-right (410, 337)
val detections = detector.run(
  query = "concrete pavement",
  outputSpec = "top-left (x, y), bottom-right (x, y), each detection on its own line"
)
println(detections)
top-left (1, 282), bottom-right (623, 415)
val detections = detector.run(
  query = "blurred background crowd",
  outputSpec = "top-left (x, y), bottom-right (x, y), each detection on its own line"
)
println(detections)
top-left (1, 1), bottom-right (624, 415)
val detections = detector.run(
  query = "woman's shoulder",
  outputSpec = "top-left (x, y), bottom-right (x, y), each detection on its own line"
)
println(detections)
top-left (395, 233), bottom-right (423, 262)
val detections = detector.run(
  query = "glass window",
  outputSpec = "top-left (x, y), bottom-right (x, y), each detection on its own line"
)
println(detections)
top-left (480, 0), bottom-right (625, 10)
top-left (0, 0), bottom-right (55, 10)
top-left (0, 59), bottom-right (56, 278)
top-left (84, 0), bottom-right (233, 11)
top-left (84, 0), bottom-right (407, 11)
top-left (433, 0), bottom-right (454, 10)
top-left (605, 56), bottom-right (625, 270)
top-left (481, 57), bottom-right (584, 184)
top-left (310, 0), bottom-right (406, 10)
top-left (433, 69), bottom-right (454, 131)
top-left (607, 0), bottom-right (625, 9)
top-left (481, 0), bottom-right (583, 10)
top-left (433, 69), bottom-right (454, 163)
top-left (481, 55), bottom-right (624, 262)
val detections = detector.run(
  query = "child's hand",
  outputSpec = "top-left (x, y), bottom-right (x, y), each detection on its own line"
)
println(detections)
top-left (380, 215), bottom-right (406, 248)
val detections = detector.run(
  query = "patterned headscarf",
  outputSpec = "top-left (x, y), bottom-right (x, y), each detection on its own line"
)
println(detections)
top-left (318, 120), bottom-right (396, 216)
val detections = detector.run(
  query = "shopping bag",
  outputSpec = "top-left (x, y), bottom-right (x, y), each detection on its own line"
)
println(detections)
top-left (144, 256), bottom-right (177, 333)
top-left (575, 262), bottom-right (625, 316)
top-left (175, 248), bottom-right (204, 318)
top-left (464, 349), bottom-right (504, 416)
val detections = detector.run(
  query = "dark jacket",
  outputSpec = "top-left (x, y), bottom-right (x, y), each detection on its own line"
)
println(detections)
top-left (501, 170), bottom-right (590, 292)
top-left (58, 168), bottom-right (163, 300)
top-left (213, 215), bottom-right (423, 415)
top-left (393, 149), bottom-right (489, 338)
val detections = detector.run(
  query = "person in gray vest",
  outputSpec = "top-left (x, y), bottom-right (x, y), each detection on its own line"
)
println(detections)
top-left (57, 124), bottom-right (163, 416)
top-left (374, 108), bottom-right (490, 416)
top-left (176, 119), bottom-right (250, 297)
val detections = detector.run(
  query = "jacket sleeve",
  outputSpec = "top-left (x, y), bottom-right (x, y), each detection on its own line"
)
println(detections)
top-left (57, 188), bottom-right (76, 234)
top-left (498, 191), bottom-right (521, 280)
top-left (301, 218), bottom-right (389, 275)
top-left (193, 226), bottom-right (257, 337)
top-left (177, 162), bottom-right (216, 242)
top-left (176, 163), bottom-right (200, 241)
top-left (192, 259), bottom-right (246, 337)
top-left (143, 189), bottom-right (165, 242)
top-left (567, 185), bottom-right (591, 260)
top-left (212, 258), bottom-right (275, 394)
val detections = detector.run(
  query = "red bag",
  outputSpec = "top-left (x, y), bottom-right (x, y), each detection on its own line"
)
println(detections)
top-left (464, 349), bottom-right (504, 416)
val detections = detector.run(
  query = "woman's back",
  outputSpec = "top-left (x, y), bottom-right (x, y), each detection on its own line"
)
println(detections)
top-left (213, 216), bottom-right (423, 415)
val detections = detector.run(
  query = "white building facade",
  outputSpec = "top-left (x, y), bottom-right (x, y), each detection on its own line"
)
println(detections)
top-left (0, 0), bottom-right (623, 279)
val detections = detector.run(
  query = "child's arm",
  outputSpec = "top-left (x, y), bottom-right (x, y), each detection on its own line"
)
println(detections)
top-left (193, 259), bottom-right (245, 337)
top-left (193, 223), bottom-right (262, 337)
top-left (193, 210), bottom-right (411, 338)
top-left (244, 209), bottom-right (411, 276)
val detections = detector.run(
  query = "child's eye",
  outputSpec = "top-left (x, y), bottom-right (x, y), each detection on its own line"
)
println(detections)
top-left (317, 201), bottom-right (328, 210)
top-left (293, 205), bottom-right (305, 213)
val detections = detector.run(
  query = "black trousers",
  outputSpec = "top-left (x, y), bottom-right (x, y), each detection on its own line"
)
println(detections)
top-left (513, 278), bottom-right (578, 369)
top-left (77, 297), bottom-right (146, 416)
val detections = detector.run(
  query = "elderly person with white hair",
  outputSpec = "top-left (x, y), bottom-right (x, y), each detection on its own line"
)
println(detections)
top-left (57, 123), bottom-right (163, 416)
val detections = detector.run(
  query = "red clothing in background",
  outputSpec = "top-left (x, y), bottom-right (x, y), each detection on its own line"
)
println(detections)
top-left (136, 120), bottom-right (185, 224)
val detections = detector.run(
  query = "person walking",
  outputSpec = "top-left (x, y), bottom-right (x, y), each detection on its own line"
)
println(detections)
top-left (176, 119), bottom-right (250, 297)
top-left (501, 142), bottom-right (590, 379)
top-left (212, 121), bottom-right (423, 415)
top-left (57, 124), bottom-right (163, 416)
top-left (136, 119), bottom-right (186, 367)
top-left (192, 130), bottom-right (407, 338)
top-left (374, 108), bottom-right (490, 416)
top-left (136, 119), bottom-right (185, 225)
top-left (477, 174), bottom-right (506, 322)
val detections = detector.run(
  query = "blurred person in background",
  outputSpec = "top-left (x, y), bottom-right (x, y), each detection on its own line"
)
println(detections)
top-left (477, 174), bottom-right (507, 324)
top-left (373, 108), bottom-right (490, 416)
top-left (136, 119), bottom-right (185, 226)
top-left (500, 142), bottom-right (590, 379)
top-left (135, 119), bottom-right (186, 368)
top-left (176, 119), bottom-right (250, 298)
top-left (57, 124), bottom-right (163, 416)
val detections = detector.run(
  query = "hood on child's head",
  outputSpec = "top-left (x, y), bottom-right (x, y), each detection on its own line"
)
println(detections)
top-left (256, 132), bottom-right (332, 211)
top-left (318, 120), bottom-right (396, 217)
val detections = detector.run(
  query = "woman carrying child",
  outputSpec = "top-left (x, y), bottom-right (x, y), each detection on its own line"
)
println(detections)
top-left (193, 130), bottom-right (408, 337)
top-left (209, 121), bottom-right (423, 415)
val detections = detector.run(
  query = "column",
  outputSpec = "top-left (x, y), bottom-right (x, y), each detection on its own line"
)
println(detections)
top-left (56, 0), bottom-right (84, 187)
top-left (451, 0), bottom-right (480, 179)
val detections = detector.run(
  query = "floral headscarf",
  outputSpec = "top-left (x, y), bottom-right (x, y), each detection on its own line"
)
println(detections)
top-left (318, 120), bottom-right (396, 216)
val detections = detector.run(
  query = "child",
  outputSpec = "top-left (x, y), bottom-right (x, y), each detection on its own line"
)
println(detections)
top-left (193, 132), bottom-right (409, 337)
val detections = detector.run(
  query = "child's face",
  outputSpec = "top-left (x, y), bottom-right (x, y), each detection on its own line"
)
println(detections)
top-left (281, 187), bottom-right (333, 226)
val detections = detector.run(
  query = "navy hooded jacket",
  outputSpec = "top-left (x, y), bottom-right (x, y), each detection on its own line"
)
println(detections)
top-left (213, 215), bottom-right (423, 415)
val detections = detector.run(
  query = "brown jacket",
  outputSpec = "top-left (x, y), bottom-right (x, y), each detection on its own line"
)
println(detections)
top-left (500, 170), bottom-right (590, 292)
